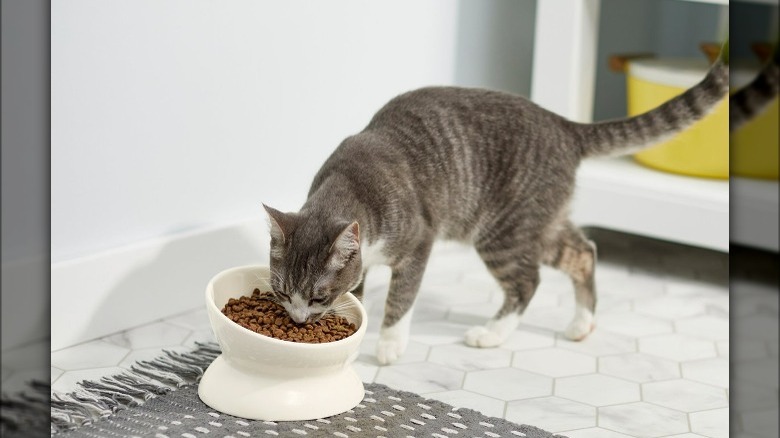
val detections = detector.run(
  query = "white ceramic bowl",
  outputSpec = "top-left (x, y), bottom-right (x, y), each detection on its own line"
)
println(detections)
top-left (198, 265), bottom-right (367, 421)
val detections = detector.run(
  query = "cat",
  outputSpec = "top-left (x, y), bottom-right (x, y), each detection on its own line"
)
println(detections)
top-left (262, 58), bottom-right (729, 364)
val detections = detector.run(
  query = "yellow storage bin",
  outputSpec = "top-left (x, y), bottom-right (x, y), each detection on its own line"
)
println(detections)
top-left (626, 58), bottom-right (729, 179)
top-left (730, 63), bottom-right (779, 180)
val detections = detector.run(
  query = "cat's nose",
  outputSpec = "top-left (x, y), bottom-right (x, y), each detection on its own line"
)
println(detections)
top-left (289, 309), bottom-right (308, 324)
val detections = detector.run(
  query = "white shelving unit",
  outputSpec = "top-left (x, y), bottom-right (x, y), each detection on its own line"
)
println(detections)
top-left (572, 157), bottom-right (729, 252)
top-left (532, 0), bottom-right (778, 253)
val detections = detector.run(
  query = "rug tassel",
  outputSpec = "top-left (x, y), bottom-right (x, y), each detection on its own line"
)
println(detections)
top-left (49, 341), bottom-right (222, 434)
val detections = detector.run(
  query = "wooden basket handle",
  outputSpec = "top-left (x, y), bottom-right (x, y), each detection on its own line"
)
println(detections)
top-left (699, 42), bottom-right (722, 64)
top-left (608, 53), bottom-right (656, 73)
top-left (751, 42), bottom-right (773, 63)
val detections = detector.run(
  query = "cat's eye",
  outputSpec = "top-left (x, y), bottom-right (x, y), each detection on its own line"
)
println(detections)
top-left (309, 297), bottom-right (327, 306)
top-left (276, 291), bottom-right (291, 302)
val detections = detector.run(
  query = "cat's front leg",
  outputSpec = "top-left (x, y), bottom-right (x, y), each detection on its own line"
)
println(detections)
top-left (377, 306), bottom-right (414, 365)
top-left (376, 240), bottom-right (433, 365)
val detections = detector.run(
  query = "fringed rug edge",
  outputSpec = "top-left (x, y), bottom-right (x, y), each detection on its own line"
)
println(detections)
top-left (49, 341), bottom-right (221, 434)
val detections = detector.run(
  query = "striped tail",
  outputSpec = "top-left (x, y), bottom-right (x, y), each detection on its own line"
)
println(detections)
top-left (730, 45), bottom-right (780, 131)
top-left (574, 60), bottom-right (729, 158)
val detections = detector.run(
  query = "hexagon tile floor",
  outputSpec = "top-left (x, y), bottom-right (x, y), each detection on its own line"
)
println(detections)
top-left (44, 229), bottom-right (734, 437)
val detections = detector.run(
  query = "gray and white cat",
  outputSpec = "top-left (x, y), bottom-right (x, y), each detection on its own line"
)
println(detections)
top-left (263, 59), bottom-right (729, 364)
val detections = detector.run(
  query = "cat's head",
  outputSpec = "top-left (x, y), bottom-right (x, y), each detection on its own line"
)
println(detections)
top-left (262, 204), bottom-right (363, 324)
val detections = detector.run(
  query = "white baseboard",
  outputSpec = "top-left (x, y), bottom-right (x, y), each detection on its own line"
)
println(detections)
top-left (51, 218), bottom-right (270, 351)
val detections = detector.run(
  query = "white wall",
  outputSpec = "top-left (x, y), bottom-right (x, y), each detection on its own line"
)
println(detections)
top-left (51, 0), bottom-right (551, 349)
top-left (51, 0), bottom-right (459, 263)
top-left (454, 0), bottom-right (536, 95)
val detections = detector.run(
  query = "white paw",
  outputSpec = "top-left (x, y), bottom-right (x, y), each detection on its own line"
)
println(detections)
top-left (376, 338), bottom-right (406, 365)
top-left (564, 319), bottom-right (595, 341)
top-left (464, 326), bottom-right (504, 348)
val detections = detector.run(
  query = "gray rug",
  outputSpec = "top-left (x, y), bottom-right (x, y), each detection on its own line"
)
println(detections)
top-left (49, 343), bottom-right (567, 438)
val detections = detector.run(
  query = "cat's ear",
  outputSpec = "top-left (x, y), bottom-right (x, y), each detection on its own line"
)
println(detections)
top-left (262, 204), bottom-right (294, 245)
top-left (328, 221), bottom-right (360, 270)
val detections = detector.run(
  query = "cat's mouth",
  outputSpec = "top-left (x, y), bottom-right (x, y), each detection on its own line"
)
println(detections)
top-left (286, 309), bottom-right (324, 325)
top-left (303, 312), bottom-right (324, 324)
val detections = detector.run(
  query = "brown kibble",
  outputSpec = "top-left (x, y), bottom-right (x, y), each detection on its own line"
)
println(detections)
top-left (220, 291), bottom-right (357, 344)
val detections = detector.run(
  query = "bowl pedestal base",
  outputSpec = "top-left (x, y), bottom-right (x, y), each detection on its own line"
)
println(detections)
top-left (198, 355), bottom-right (365, 421)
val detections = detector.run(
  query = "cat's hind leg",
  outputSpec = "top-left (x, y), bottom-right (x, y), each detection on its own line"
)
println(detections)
top-left (542, 221), bottom-right (597, 341)
top-left (466, 236), bottom-right (541, 348)
top-left (376, 239), bottom-right (433, 364)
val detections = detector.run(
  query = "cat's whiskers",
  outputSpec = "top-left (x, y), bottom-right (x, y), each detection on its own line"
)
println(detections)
top-left (324, 299), bottom-right (359, 318)
top-left (270, 271), bottom-right (285, 289)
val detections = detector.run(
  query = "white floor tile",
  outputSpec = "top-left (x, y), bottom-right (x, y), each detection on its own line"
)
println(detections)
top-left (681, 358), bottom-right (729, 389)
top-left (596, 311), bottom-right (673, 338)
top-left (505, 396), bottom-right (595, 432)
top-left (420, 283), bottom-right (493, 307)
top-left (516, 306), bottom-right (573, 333)
top-left (374, 362), bottom-right (464, 394)
top-left (446, 301), bottom-right (501, 326)
top-left (51, 339), bottom-right (130, 370)
top-left (556, 330), bottom-right (636, 357)
top-left (499, 326), bottom-right (556, 351)
top-left (634, 296), bottom-right (708, 320)
top-left (689, 408), bottom-right (729, 438)
top-left (642, 379), bottom-right (728, 412)
top-left (675, 315), bottom-right (729, 341)
top-left (463, 368), bottom-right (552, 401)
top-left (352, 361), bottom-right (379, 383)
top-left (512, 348), bottom-right (595, 377)
top-left (555, 374), bottom-right (640, 407)
top-left (663, 434), bottom-right (709, 438)
top-left (103, 321), bottom-right (192, 349)
top-left (598, 272), bottom-right (666, 301)
top-left (599, 402), bottom-right (690, 437)
top-left (561, 427), bottom-right (634, 438)
top-left (163, 308), bottom-right (212, 331)
top-left (428, 344), bottom-right (512, 371)
top-left (409, 321), bottom-right (469, 345)
top-left (715, 340), bottom-right (729, 358)
top-left (51, 367), bottom-right (64, 384)
top-left (639, 334), bottom-right (717, 362)
top-left (408, 302), bottom-right (449, 323)
top-left (424, 390), bottom-right (506, 418)
top-left (598, 353), bottom-right (680, 383)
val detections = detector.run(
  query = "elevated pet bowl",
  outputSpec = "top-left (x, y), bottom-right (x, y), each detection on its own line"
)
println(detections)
top-left (198, 265), bottom-right (367, 421)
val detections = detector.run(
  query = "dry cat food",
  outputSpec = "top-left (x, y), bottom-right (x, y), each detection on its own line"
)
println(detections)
top-left (221, 288), bottom-right (357, 343)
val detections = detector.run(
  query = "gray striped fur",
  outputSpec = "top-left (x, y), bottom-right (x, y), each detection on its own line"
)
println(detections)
top-left (730, 49), bottom-right (780, 131)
